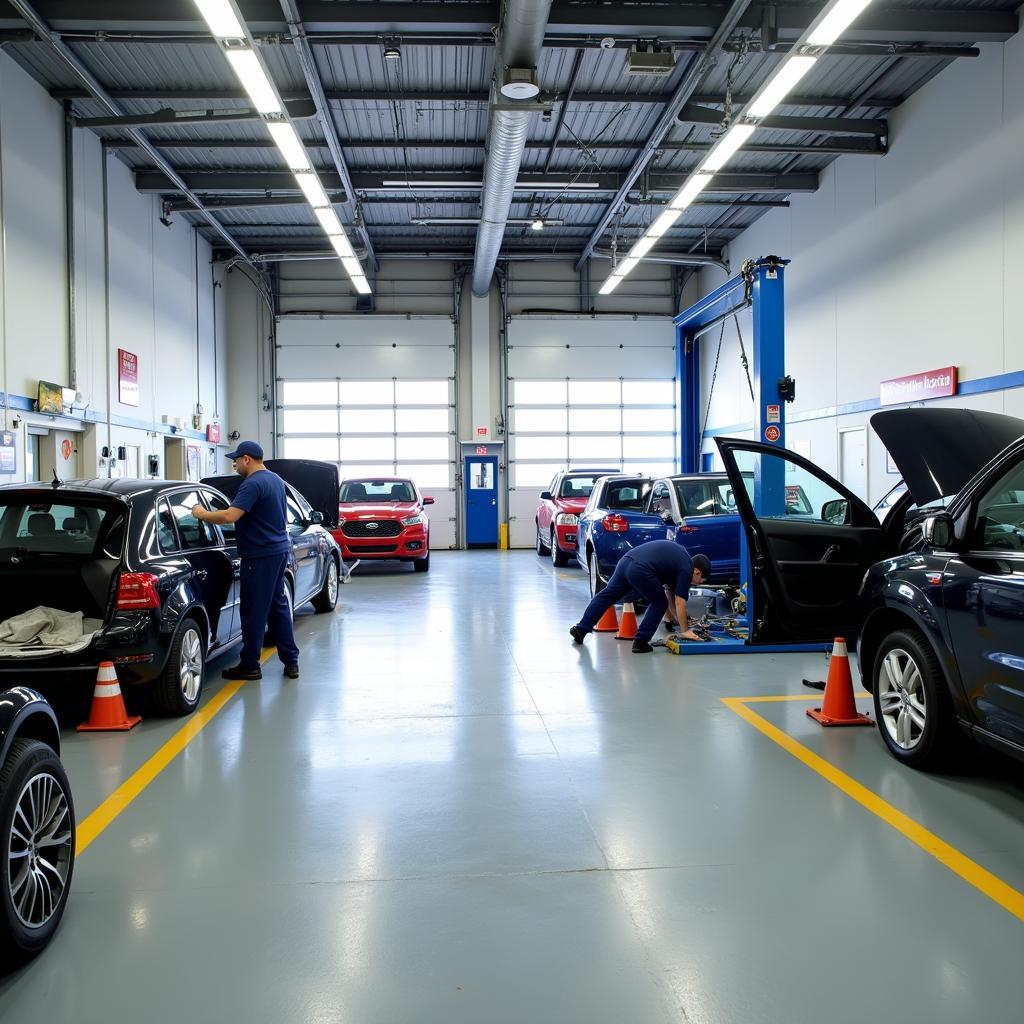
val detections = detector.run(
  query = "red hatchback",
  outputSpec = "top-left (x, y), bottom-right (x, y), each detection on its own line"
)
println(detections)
top-left (332, 477), bottom-right (434, 572)
top-left (536, 468), bottom-right (619, 567)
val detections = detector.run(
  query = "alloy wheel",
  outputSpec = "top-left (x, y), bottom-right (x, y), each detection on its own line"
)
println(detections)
top-left (179, 627), bottom-right (203, 703)
top-left (589, 553), bottom-right (599, 597)
top-left (7, 772), bottom-right (73, 930)
top-left (327, 561), bottom-right (339, 605)
top-left (877, 647), bottom-right (927, 750)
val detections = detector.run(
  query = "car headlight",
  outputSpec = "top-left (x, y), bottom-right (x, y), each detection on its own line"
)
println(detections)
top-left (402, 514), bottom-right (426, 527)
top-left (555, 513), bottom-right (579, 526)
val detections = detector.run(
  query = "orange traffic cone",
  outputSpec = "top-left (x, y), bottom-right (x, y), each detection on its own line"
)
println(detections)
top-left (78, 661), bottom-right (142, 732)
top-left (806, 638), bottom-right (873, 727)
top-left (593, 604), bottom-right (620, 633)
top-left (615, 603), bottom-right (638, 640)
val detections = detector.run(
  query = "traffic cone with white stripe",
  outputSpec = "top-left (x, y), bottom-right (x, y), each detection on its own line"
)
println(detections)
top-left (806, 638), bottom-right (873, 727)
top-left (593, 604), bottom-right (619, 633)
top-left (78, 661), bottom-right (142, 732)
top-left (615, 603), bottom-right (639, 640)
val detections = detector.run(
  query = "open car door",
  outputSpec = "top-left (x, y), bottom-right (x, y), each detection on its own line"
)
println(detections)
top-left (714, 438), bottom-right (885, 643)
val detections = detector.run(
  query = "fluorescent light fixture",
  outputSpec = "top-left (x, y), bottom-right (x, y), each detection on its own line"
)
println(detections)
top-left (629, 234), bottom-right (659, 259)
top-left (668, 172), bottom-right (714, 211)
top-left (314, 206), bottom-right (344, 236)
top-left (194, 0), bottom-right (244, 38)
top-left (267, 121), bottom-right (310, 171)
top-left (382, 179), bottom-right (484, 188)
top-left (351, 275), bottom-right (372, 295)
top-left (295, 171), bottom-right (330, 208)
top-left (224, 48), bottom-right (281, 114)
top-left (330, 232), bottom-right (357, 260)
top-left (702, 123), bottom-right (756, 172)
top-left (615, 256), bottom-right (640, 277)
top-left (531, 218), bottom-right (545, 231)
top-left (340, 256), bottom-right (364, 278)
top-left (598, 275), bottom-right (621, 296)
top-left (808, 0), bottom-right (876, 47)
top-left (747, 56), bottom-right (818, 119)
top-left (647, 209), bottom-right (680, 240)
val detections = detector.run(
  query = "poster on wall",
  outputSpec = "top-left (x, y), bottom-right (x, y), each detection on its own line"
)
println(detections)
top-left (0, 432), bottom-right (15, 475)
top-left (205, 447), bottom-right (218, 478)
top-left (118, 349), bottom-right (140, 407)
top-left (37, 381), bottom-right (64, 415)
top-left (186, 444), bottom-right (202, 482)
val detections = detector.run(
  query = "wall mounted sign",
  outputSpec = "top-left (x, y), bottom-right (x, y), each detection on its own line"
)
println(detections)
top-left (61, 439), bottom-right (73, 461)
top-left (476, 426), bottom-right (488, 436)
top-left (37, 381), bottom-right (64, 415)
top-left (206, 423), bottom-right (221, 443)
top-left (880, 366), bottom-right (957, 407)
top-left (118, 349), bottom-right (140, 407)
top-left (764, 425), bottom-right (781, 443)
top-left (0, 432), bottom-right (15, 475)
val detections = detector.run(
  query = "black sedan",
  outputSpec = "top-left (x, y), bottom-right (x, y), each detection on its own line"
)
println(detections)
top-left (0, 472), bottom-right (342, 716)
top-left (714, 407), bottom-right (1024, 770)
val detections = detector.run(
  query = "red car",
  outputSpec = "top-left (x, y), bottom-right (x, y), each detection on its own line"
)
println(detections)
top-left (536, 468), bottom-right (619, 567)
top-left (332, 477), bottom-right (434, 572)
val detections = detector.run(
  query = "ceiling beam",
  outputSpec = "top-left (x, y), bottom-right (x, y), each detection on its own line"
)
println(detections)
top-left (680, 103), bottom-right (887, 137)
top-left (75, 99), bottom-right (316, 128)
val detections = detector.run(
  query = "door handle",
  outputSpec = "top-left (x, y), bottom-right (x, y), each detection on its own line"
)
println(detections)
top-left (231, 559), bottom-right (241, 571)
top-left (194, 569), bottom-right (208, 581)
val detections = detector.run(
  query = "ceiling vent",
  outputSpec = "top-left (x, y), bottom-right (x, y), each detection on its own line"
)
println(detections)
top-left (626, 45), bottom-right (676, 76)
top-left (500, 66), bottom-right (540, 99)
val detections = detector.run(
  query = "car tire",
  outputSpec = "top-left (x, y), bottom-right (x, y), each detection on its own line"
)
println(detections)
top-left (588, 551), bottom-right (604, 598)
top-left (153, 617), bottom-right (206, 716)
top-left (872, 628), bottom-right (958, 770)
top-left (550, 530), bottom-right (569, 567)
top-left (312, 557), bottom-right (339, 613)
top-left (0, 738), bottom-right (76, 964)
top-left (536, 524), bottom-right (549, 556)
top-left (414, 551), bottom-right (430, 573)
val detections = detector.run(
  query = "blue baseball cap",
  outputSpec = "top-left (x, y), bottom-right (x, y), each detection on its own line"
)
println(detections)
top-left (225, 440), bottom-right (264, 461)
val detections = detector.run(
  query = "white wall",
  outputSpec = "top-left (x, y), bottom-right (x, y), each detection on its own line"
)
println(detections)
top-left (0, 49), bottom-right (228, 481)
top-left (696, 31), bottom-right (1024, 504)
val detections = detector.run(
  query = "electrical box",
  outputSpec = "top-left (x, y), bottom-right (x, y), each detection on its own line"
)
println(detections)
top-left (626, 45), bottom-right (676, 76)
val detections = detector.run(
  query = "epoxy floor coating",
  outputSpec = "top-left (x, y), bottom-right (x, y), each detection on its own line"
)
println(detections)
top-left (3, 551), bottom-right (1024, 1023)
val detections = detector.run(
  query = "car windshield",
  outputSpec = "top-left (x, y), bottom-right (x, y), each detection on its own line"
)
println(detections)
top-left (0, 498), bottom-right (123, 558)
top-left (559, 475), bottom-right (603, 499)
top-left (340, 479), bottom-right (416, 503)
top-left (604, 479), bottom-right (648, 511)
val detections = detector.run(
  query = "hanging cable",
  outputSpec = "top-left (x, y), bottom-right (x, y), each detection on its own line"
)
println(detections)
top-left (698, 320), bottom-right (726, 451)
top-left (733, 313), bottom-right (754, 401)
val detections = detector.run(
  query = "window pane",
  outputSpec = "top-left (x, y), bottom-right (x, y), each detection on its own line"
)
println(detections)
top-left (623, 407), bottom-right (675, 432)
top-left (167, 491), bottom-right (216, 549)
top-left (341, 479), bottom-right (415, 502)
top-left (514, 463), bottom-right (567, 487)
top-left (623, 435), bottom-right (675, 459)
top-left (623, 461), bottom-right (675, 478)
top-left (514, 380), bottom-right (566, 405)
top-left (396, 436), bottom-right (449, 461)
top-left (398, 464), bottom-right (450, 489)
top-left (340, 407), bottom-right (394, 433)
top-left (971, 459), bottom-right (1024, 551)
top-left (207, 493), bottom-right (235, 544)
top-left (569, 408), bottom-right (620, 433)
top-left (569, 380), bottom-right (620, 405)
top-left (340, 463), bottom-right (394, 480)
top-left (468, 462), bottom-right (494, 490)
top-left (282, 409), bottom-right (339, 434)
top-left (730, 448), bottom-right (844, 520)
top-left (396, 408), bottom-right (449, 433)
top-left (623, 380), bottom-right (675, 404)
top-left (340, 436), bottom-right (395, 461)
top-left (283, 437), bottom-right (338, 461)
top-left (396, 380), bottom-right (448, 405)
top-left (513, 408), bottom-right (567, 433)
top-left (339, 380), bottom-right (393, 405)
top-left (569, 435), bottom-right (621, 461)
top-left (515, 436), bottom-right (567, 460)
top-left (282, 380), bottom-right (337, 405)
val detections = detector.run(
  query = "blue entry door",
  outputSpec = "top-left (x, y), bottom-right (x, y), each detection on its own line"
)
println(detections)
top-left (465, 456), bottom-right (499, 546)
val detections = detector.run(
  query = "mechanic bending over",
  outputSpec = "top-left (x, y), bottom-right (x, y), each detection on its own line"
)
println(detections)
top-left (570, 540), bottom-right (711, 653)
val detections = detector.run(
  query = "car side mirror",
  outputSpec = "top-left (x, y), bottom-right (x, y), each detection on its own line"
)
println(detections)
top-left (540, 491), bottom-right (553, 501)
top-left (308, 511), bottom-right (324, 525)
top-left (660, 510), bottom-right (675, 524)
top-left (821, 499), bottom-right (850, 525)
top-left (922, 513), bottom-right (954, 549)
top-left (423, 496), bottom-right (435, 506)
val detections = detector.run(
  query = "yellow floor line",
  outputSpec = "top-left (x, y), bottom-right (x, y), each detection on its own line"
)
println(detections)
top-left (735, 691), bottom-right (870, 703)
top-left (721, 696), bottom-right (1024, 923)
top-left (76, 647), bottom-right (276, 856)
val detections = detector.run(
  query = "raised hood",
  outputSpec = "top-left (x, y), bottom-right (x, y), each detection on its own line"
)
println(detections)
top-left (870, 408), bottom-right (1024, 506)
top-left (202, 459), bottom-right (340, 528)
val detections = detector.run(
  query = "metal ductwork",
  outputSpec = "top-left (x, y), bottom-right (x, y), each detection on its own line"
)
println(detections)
top-left (471, 0), bottom-right (552, 296)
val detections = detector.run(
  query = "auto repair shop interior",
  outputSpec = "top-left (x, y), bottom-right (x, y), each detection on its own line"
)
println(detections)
top-left (0, 1), bottom-right (1023, 1020)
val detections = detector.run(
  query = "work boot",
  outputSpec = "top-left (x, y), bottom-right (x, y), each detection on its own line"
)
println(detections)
top-left (283, 663), bottom-right (299, 679)
top-left (631, 639), bottom-right (654, 654)
top-left (569, 625), bottom-right (586, 645)
top-left (221, 664), bottom-right (262, 680)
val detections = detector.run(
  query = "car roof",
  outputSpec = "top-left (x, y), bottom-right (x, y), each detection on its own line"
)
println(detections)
top-left (564, 467), bottom-right (621, 474)
top-left (0, 478), bottom-right (201, 499)
top-left (341, 477), bottom-right (413, 484)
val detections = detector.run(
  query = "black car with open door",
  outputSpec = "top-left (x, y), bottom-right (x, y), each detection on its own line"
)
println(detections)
top-left (715, 408), bottom-right (1024, 770)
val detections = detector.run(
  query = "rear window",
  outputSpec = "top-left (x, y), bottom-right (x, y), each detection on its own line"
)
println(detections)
top-left (340, 479), bottom-right (416, 502)
top-left (0, 498), bottom-right (123, 557)
top-left (604, 480), bottom-right (648, 511)
top-left (559, 475), bottom-right (603, 499)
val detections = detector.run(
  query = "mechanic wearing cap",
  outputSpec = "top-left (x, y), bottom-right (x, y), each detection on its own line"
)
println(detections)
top-left (570, 540), bottom-right (711, 653)
top-left (191, 441), bottom-right (300, 680)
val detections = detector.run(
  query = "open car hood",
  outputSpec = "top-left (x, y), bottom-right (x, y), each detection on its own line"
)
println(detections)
top-left (870, 408), bottom-right (1024, 506)
top-left (202, 459), bottom-right (341, 528)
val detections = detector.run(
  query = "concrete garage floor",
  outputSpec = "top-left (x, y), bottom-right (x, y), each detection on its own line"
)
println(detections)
top-left (2, 551), bottom-right (1024, 1022)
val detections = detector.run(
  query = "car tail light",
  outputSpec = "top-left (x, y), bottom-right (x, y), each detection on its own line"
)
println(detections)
top-left (677, 525), bottom-right (699, 533)
top-left (601, 514), bottom-right (630, 533)
top-left (116, 572), bottom-right (161, 610)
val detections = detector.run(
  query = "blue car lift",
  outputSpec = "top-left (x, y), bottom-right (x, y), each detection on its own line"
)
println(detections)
top-left (672, 256), bottom-right (830, 655)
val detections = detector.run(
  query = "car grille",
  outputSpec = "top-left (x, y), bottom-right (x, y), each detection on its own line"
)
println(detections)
top-left (354, 544), bottom-right (399, 553)
top-left (343, 520), bottom-right (402, 538)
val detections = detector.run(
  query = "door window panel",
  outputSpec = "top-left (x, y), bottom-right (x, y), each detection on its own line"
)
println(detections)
top-left (396, 436), bottom-right (449, 461)
top-left (286, 496), bottom-right (305, 535)
top-left (729, 450), bottom-right (846, 520)
top-left (282, 381), bottom-right (338, 405)
top-left (623, 435), bottom-right (675, 460)
top-left (515, 463), bottom-right (567, 487)
top-left (341, 464), bottom-right (394, 481)
top-left (469, 462), bottom-right (494, 489)
top-left (623, 462), bottom-right (675, 478)
top-left (338, 381), bottom-right (394, 405)
top-left (340, 408), bottom-right (394, 433)
top-left (282, 409), bottom-right (339, 434)
top-left (622, 380), bottom-right (675, 404)
top-left (396, 380), bottom-right (448, 404)
top-left (569, 408), bottom-right (620, 432)
top-left (570, 435), bottom-right (621, 461)
top-left (166, 491), bottom-right (217, 549)
top-left (396, 408), bottom-right (448, 433)
top-left (515, 436), bottom-right (567, 461)
top-left (206, 493), bottom-right (236, 544)
top-left (513, 408), bottom-right (567, 433)
top-left (972, 460), bottom-right (1024, 551)
top-left (340, 436), bottom-right (395, 461)
top-left (397, 464), bottom-right (449, 488)
top-left (283, 437), bottom-right (339, 461)
top-left (623, 407), bottom-right (675, 432)
top-left (513, 380), bottom-right (567, 405)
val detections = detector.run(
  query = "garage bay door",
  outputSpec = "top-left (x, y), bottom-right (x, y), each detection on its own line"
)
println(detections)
top-left (276, 316), bottom-right (457, 549)
top-left (507, 317), bottom-right (678, 548)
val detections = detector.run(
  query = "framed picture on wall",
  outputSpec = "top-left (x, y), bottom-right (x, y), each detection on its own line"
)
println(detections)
top-left (37, 381), bottom-right (64, 415)
top-left (186, 444), bottom-right (202, 482)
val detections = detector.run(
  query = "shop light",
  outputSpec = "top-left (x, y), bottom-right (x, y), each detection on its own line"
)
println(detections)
top-left (808, 0), bottom-right (877, 47)
top-left (295, 171), bottom-right (330, 208)
top-left (193, 0), bottom-right (244, 38)
top-left (668, 172), bottom-right (714, 211)
top-left (702, 123), bottom-right (756, 173)
top-left (646, 208), bottom-right (682, 240)
top-left (531, 217), bottom-right (545, 231)
top-left (629, 234), bottom-right (659, 259)
top-left (747, 56), bottom-right (818, 119)
top-left (314, 206), bottom-right (344, 236)
top-left (330, 232), bottom-right (357, 260)
top-left (351, 275), bottom-right (372, 295)
top-left (267, 121), bottom-right (311, 171)
top-left (224, 48), bottom-right (281, 114)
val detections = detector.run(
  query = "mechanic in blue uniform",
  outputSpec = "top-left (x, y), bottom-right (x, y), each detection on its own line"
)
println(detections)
top-left (191, 441), bottom-right (300, 680)
top-left (570, 540), bottom-right (711, 653)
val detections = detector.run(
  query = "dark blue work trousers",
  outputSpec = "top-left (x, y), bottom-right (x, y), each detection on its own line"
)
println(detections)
top-left (576, 558), bottom-right (669, 643)
top-left (239, 552), bottom-right (300, 670)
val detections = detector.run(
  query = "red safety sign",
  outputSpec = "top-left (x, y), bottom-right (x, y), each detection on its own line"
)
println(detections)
top-left (764, 425), bottom-right (781, 443)
top-left (476, 426), bottom-right (488, 436)
top-left (475, 445), bottom-right (488, 455)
